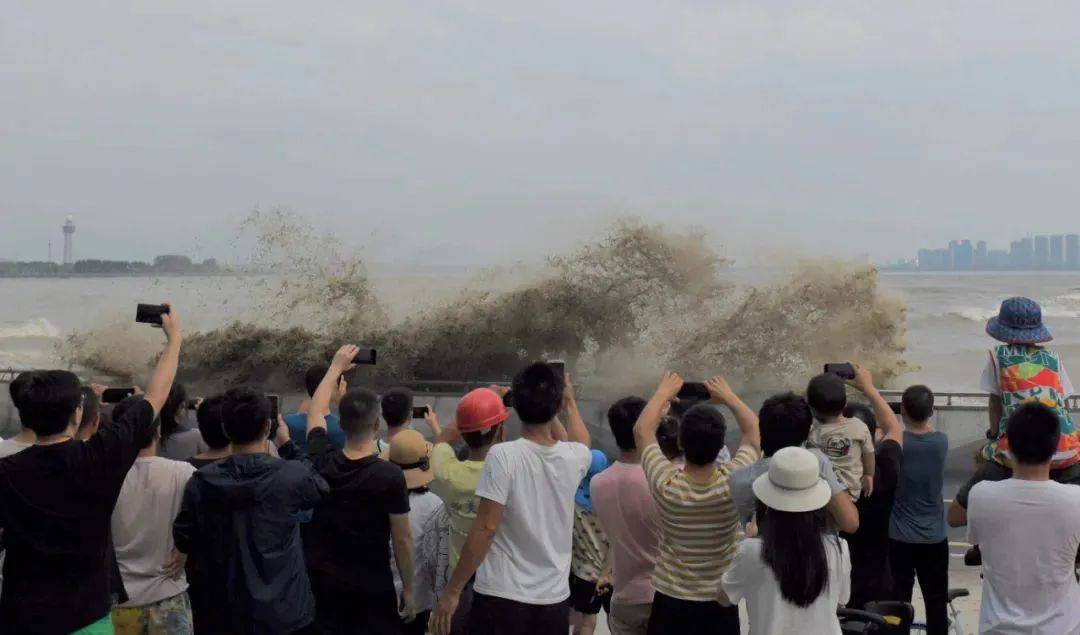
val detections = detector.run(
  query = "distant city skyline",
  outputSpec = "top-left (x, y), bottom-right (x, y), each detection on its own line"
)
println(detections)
top-left (892, 234), bottom-right (1080, 271)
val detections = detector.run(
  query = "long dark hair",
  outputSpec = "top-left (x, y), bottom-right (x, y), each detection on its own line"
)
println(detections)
top-left (756, 500), bottom-right (833, 607)
top-left (158, 383), bottom-right (188, 449)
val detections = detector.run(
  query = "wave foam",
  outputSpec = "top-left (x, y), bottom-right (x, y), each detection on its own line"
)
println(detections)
top-left (0, 318), bottom-right (61, 340)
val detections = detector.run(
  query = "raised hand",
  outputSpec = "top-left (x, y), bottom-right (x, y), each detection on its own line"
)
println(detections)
top-left (330, 344), bottom-right (360, 374)
top-left (705, 376), bottom-right (736, 405)
top-left (656, 371), bottom-right (684, 402)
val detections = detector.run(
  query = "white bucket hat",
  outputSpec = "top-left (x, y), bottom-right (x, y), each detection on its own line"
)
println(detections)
top-left (752, 446), bottom-right (832, 513)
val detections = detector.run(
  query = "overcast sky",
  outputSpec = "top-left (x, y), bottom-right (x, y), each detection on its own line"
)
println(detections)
top-left (4, 2), bottom-right (1080, 266)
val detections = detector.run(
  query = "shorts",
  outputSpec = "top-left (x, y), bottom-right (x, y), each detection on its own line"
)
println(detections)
top-left (647, 592), bottom-right (739, 635)
top-left (568, 573), bottom-right (611, 615)
top-left (955, 459), bottom-right (1080, 508)
top-left (469, 592), bottom-right (570, 635)
top-left (112, 592), bottom-right (193, 635)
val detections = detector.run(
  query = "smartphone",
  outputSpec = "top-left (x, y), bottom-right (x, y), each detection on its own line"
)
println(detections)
top-left (352, 348), bottom-right (377, 365)
top-left (186, 398), bottom-right (201, 410)
top-left (676, 382), bottom-right (711, 401)
top-left (135, 303), bottom-right (169, 325)
top-left (266, 394), bottom-right (281, 440)
top-left (889, 401), bottom-right (902, 415)
top-left (502, 390), bottom-right (513, 408)
top-left (824, 363), bottom-right (856, 380)
top-left (548, 359), bottom-right (566, 376)
top-left (267, 394), bottom-right (280, 420)
top-left (412, 405), bottom-right (430, 419)
top-left (102, 387), bottom-right (136, 404)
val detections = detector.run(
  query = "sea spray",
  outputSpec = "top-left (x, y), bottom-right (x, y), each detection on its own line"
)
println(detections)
top-left (65, 212), bottom-right (910, 393)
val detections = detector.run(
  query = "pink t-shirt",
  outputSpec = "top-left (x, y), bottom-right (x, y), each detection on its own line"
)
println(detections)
top-left (589, 461), bottom-right (659, 606)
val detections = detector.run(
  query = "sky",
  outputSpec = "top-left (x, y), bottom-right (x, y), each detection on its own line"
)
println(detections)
top-left (4, 1), bottom-right (1080, 267)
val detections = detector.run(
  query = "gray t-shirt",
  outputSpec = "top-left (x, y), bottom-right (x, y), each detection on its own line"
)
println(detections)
top-left (158, 428), bottom-right (207, 462)
top-left (112, 456), bottom-right (196, 606)
top-left (889, 430), bottom-right (948, 544)
top-left (730, 447), bottom-right (845, 525)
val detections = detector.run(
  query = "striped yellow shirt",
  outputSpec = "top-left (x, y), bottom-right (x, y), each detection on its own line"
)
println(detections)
top-left (642, 443), bottom-right (760, 602)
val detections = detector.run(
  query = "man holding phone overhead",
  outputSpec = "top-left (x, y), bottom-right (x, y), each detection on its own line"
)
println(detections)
top-left (0, 304), bottom-right (183, 635)
top-left (304, 345), bottom-right (417, 634)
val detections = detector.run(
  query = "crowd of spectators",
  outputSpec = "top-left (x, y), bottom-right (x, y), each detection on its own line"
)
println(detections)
top-left (1, 296), bottom-right (1079, 634)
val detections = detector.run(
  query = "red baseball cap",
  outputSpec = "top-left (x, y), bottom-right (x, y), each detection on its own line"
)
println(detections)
top-left (456, 388), bottom-right (509, 433)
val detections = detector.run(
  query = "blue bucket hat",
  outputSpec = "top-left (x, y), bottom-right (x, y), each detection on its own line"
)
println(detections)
top-left (575, 450), bottom-right (609, 513)
top-left (986, 297), bottom-right (1053, 344)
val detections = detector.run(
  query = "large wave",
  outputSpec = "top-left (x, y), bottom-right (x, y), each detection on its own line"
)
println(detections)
top-left (66, 210), bottom-right (909, 392)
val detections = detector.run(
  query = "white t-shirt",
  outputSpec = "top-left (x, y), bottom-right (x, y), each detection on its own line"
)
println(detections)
top-left (111, 456), bottom-right (197, 607)
top-left (474, 438), bottom-right (592, 604)
top-left (968, 478), bottom-right (1080, 635)
top-left (722, 536), bottom-right (850, 635)
top-left (392, 490), bottom-right (445, 612)
top-left (0, 437), bottom-right (32, 459)
top-left (980, 356), bottom-right (1074, 396)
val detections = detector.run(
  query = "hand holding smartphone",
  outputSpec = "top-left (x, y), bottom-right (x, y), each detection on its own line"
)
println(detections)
top-left (135, 303), bottom-right (170, 326)
top-left (412, 405), bottom-right (430, 419)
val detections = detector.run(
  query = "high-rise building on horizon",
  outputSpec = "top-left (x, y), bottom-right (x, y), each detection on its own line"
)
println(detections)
top-left (1034, 235), bottom-right (1050, 268)
top-left (1067, 234), bottom-right (1080, 269)
top-left (975, 240), bottom-right (988, 267)
top-left (1050, 234), bottom-right (1065, 268)
top-left (62, 216), bottom-right (75, 266)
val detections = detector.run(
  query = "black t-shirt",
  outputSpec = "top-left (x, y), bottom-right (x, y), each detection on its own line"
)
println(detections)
top-left (0, 399), bottom-right (156, 633)
top-left (843, 438), bottom-right (902, 606)
top-left (304, 428), bottom-right (410, 595)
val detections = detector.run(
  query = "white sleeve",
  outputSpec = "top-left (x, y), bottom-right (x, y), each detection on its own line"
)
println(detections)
top-left (837, 539), bottom-right (851, 606)
top-left (475, 447), bottom-right (511, 505)
top-left (966, 485), bottom-right (983, 545)
top-left (720, 539), bottom-right (756, 604)
top-left (572, 442), bottom-right (592, 480)
top-left (980, 355), bottom-right (1001, 395)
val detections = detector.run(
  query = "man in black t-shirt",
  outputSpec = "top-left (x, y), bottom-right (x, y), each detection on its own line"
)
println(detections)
top-left (305, 345), bottom-right (415, 635)
top-left (0, 305), bottom-right (183, 634)
top-left (842, 389), bottom-right (905, 611)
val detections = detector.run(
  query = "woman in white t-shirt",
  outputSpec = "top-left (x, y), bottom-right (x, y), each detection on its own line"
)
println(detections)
top-left (721, 446), bottom-right (850, 635)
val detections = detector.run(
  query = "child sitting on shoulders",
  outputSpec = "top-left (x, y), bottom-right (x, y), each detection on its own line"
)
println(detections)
top-left (806, 372), bottom-right (875, 501)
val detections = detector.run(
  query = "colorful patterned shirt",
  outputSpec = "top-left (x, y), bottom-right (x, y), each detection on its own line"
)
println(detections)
top-left (983, 344), bottom-right (1080, 469)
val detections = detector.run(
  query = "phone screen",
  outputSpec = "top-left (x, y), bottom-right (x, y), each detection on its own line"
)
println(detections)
top-left (102, 388), bottom-right (135, 404)
top-left (676, 382), bottom-right (710, 401)
top-left (824, 363), bottom-right (856, 380)
top-left (412, 406), bottom-right (430, 419)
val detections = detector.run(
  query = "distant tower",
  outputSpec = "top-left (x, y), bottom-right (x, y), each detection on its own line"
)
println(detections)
top-left (62, 216), bottom-right (76, 265)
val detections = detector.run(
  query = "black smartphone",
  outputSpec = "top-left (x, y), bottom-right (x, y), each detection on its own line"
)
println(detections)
top-left (266, 394), bottom-right (281, 440)
top-left (677, 382), bottom-right (711, 401)
top-left (102, 387), bottom-right (135, 404)
top-left (824, 363), bottom-right (856, 380)
top-left (353, 348), bottom-right (377, 365)
top-left (502, 390), bottom-right (513, 408)
top-left (186, 398), bottom-right (200, 410)
top-left (889, 401), bottom-right (902, 415)
top-left (267, 394), bottom-right (280, 420)
top-left (412, 405), bottom-right (430, 419)
top-left (548, 359), bottom-right (566, 376)
top-left (135, 303), bottom-right (169, 325)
